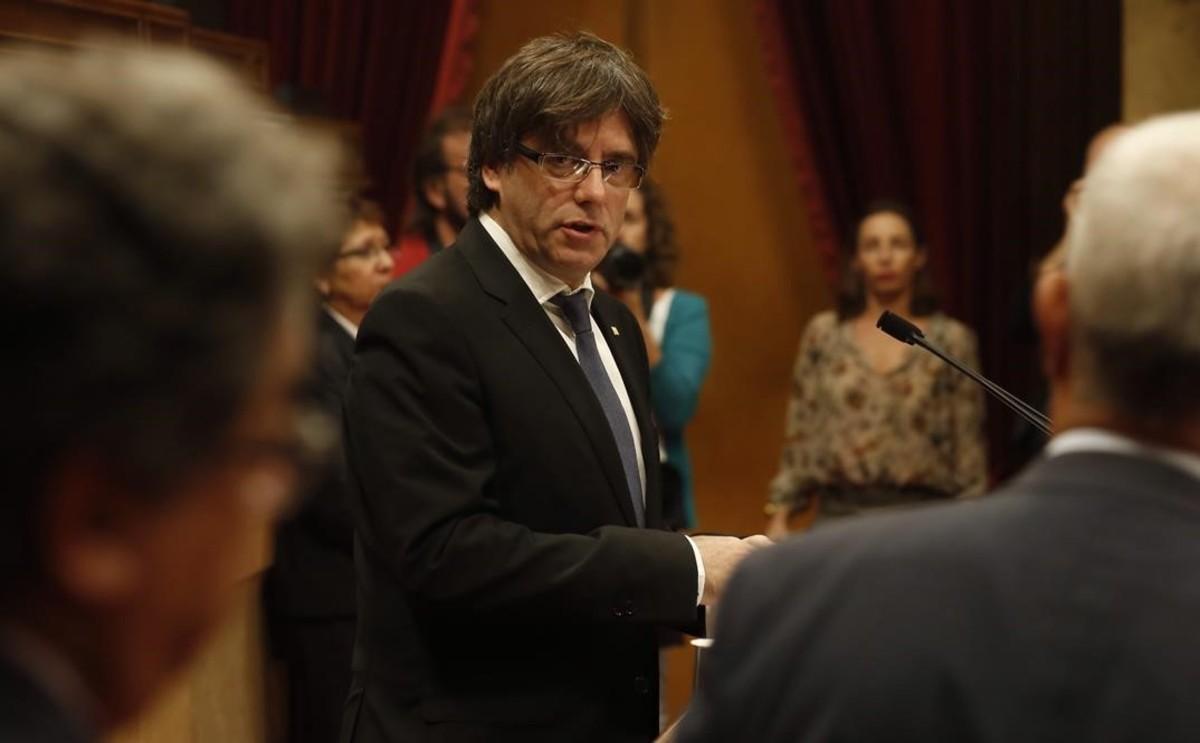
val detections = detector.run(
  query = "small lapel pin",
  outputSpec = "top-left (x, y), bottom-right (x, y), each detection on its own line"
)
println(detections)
top-left (611, 326), bottom-right (620, 336)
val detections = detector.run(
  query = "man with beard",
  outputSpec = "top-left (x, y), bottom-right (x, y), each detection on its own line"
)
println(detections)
top-left (391, 107), bottom-right (473, 277)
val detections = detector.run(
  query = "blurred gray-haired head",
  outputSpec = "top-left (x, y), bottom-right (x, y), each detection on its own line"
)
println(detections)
top-left (1067, 111), bottom-right (1200, 421)
top-left (0, 42), bottom-right (343, 591)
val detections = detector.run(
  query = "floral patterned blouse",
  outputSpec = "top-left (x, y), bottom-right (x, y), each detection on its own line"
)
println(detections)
top-left (768, 311), bottom-right (987, 511)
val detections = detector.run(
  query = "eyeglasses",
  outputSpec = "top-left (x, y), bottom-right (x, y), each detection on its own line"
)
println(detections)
top-left (222, 403), bottom-right (339, 518)
top-left (336, 243), bottom-right (390, 262)
top-left (515, 143), bottom-right (645, 190)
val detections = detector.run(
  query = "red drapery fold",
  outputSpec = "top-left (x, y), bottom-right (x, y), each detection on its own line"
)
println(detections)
top-left (755, 0), bottom-right (843, 286)
top-left (429, 0), bottom-right (479, 116)
top-left (226, 0), bottom-right (479, 230)
top-left (755, 0), bottom-right (1121, 477)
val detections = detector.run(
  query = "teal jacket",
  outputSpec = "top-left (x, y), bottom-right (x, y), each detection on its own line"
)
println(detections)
top-left (650, 289), bottom-right (712, 527)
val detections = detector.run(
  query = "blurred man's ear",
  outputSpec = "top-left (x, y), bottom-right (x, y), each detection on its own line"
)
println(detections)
top-left (1034, 268), bottom-right (1071, 384)
top-left (43, 453), bottom-right (145, 606)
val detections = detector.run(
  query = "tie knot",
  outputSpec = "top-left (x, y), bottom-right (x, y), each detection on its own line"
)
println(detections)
top-left (551, 291), bottom-right (592, 334)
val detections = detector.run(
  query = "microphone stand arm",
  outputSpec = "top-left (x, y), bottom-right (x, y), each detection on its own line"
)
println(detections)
top-left (914, 337), bottom-right (1053, 437)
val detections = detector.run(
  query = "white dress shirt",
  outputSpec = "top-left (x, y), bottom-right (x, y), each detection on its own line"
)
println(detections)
top-left (480, 214), bottom-right (706, 604)
top-left (647, 287), bottom-right (675, 344)
top-left (323, 304), bottom-right (359, 339)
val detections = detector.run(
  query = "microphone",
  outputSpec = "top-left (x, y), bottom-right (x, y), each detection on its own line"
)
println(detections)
top-left (876, 311), bottom-right (1052, 437)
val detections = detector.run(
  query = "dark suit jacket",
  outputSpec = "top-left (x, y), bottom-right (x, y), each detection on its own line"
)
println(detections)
top-left (340, 219), bottom-right (700, 742)
top-left (266, 309), bottom-right (357, 620)
top-left (677, 450), bottom-right (1200, 742)
top-left (0, 653), bottom-right (90, 743)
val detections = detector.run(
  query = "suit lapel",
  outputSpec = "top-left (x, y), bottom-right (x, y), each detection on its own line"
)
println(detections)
top-left (318, 309), bottom-right (356, 367)
top-left (456, 220), bottom-right (640, 527)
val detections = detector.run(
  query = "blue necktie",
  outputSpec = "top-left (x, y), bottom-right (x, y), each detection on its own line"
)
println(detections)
top-left (551, 291), bottom-right (645, 527)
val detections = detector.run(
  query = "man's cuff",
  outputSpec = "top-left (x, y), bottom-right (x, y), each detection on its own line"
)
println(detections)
top-left (684, 534), bottom-right (705, 606)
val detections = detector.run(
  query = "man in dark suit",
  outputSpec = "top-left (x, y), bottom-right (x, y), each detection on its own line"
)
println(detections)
top-left (267, 201), bottom-right (394, 743)
top-left (671, 114), bottom-right (1200, 742)
top-left (339, 33), bottom-right (767, 743)
top-left (0, 44), bottom-right (339, 741)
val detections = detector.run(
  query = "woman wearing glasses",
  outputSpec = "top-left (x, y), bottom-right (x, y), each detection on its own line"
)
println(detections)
top-left (266, 198), bottom-right (393, 743)
top-left (765, 201), bottom-right (987, 538)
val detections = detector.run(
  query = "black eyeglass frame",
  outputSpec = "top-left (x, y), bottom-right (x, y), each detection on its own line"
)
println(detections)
top-left (513, 142), bottom-right (646, 190)
top-left (334, 243), bottom-right (390, 262)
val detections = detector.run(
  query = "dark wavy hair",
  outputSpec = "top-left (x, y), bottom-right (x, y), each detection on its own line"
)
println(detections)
top-left (636, 178), bottom-right (679, 289)
top-left (468, 32), bottom-right (665, 215)
top-left (836, 199), bottom-right (939, 320)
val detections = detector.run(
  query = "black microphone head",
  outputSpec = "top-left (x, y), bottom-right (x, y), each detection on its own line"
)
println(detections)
top-left (876, 311), bottom-right (924, 345)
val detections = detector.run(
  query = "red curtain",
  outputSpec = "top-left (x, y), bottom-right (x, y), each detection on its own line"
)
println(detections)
top-left (227, 0), bottom-right (478, 230)
top-left (756, 0), bottom-right (1121, 477)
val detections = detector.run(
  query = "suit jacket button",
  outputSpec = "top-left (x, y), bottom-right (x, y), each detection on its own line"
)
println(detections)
top-left (633, 675), bottom-right (650, 694)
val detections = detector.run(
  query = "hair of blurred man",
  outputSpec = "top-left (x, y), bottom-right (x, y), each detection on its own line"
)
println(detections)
top-left (1084, 123), bottom-right (1130, 172)
top-left (467, 31), bottom-right (665, 215)
top-left (1061, 113), bottom-right (1200, 427)
top-left (408, 106), bottom-right (472, 245)
top-left (0, 41), bottom-right (341, 732)
top-left (1062, 123), bottom-right (1130, 219)
top-left (836, 199), bottom-right (939, 320)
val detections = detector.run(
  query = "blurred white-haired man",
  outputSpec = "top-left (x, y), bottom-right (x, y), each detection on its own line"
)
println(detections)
top-left (0, 43), bottom-right (340, 742)
top-left (669, 112), bottom-right (1200, 743)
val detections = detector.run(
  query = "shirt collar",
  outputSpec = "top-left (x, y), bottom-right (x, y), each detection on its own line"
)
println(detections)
top-left (1046, 427), bottom-right (1200, 482)
top-left (322, 304), bottom-right (358, 338)
top-left (479, 213), bottom-right (594, 307)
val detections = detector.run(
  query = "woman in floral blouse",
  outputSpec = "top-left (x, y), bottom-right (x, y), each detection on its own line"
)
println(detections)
top-left (766, 201), bottom-right (987, 537)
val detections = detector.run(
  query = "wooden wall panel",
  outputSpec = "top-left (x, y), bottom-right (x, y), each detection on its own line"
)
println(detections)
top-left (1124, 0), bottom-right (1200, 120)
top-left (0, 0), bottom-right (269, 89)
top-left (0, 0), bottom-right (186, 47)
top-left (190, 26), bottom-right (267, 90)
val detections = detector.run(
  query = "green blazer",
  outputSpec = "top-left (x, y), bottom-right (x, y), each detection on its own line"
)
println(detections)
top-left (650, 288), bottom-right (712, 527)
